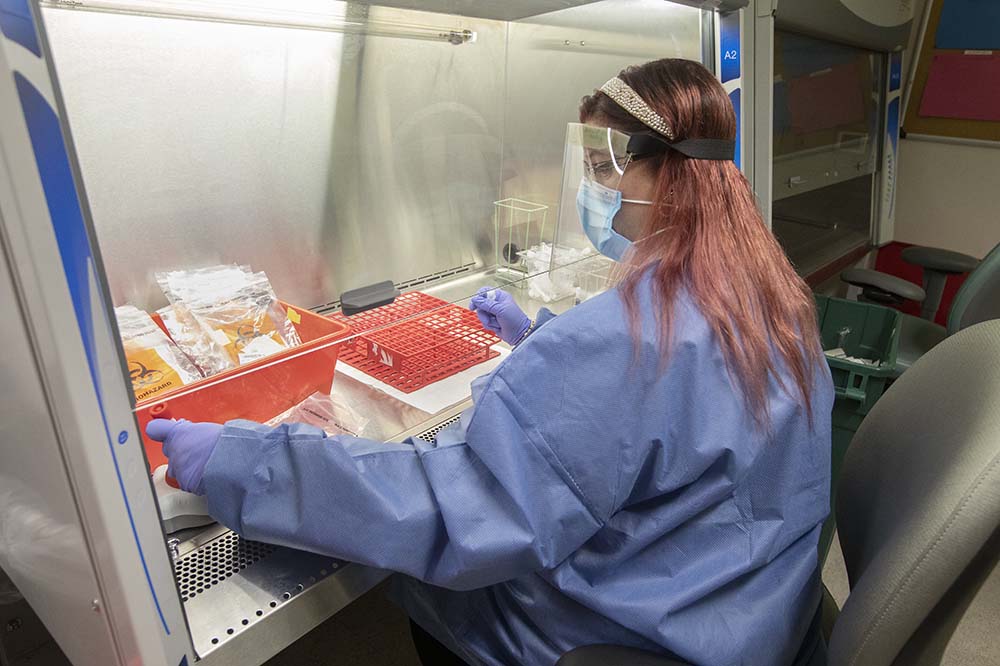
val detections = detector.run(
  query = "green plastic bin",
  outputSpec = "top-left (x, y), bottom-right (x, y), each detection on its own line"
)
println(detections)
top-left (815, 295), bottom-right (901, 564)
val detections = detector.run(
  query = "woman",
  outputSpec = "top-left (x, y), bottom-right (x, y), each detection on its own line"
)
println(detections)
top-left (149, 59), bottom-right (833, 666)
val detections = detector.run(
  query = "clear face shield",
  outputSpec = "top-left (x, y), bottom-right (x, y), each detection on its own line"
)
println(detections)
top-left (553, 120), bottom-right (736, 263)
top-left (554, 123), bottom-right (655, 262)
top-left (568, 122), bottom-right (635, 191)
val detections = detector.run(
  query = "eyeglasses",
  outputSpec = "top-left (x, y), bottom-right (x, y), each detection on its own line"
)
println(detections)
top-left (584, 151), bottom-right (664, 184)
top-left (584, 156), bottom-right (630, 182)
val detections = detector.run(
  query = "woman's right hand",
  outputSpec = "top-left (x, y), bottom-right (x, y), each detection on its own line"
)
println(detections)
top-left (469, 288), bottom-right (531, 346)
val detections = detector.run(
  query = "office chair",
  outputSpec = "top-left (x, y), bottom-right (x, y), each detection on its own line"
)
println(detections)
top-left (841, 241), bottom-right (1000, 375)
top-left (557, 320), bottom-right (1000, 666)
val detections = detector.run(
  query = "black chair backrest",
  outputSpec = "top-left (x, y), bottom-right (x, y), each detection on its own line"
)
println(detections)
top-left (829, 320), bottom-right (1000, 666)
top-left (948, 241), bottom-right (1000, 335)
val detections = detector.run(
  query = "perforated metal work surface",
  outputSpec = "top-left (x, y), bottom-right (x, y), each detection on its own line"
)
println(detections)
top-left (416, 414), bottom-right (463, 443)
top-left (175, 533), bottom-right (277, 602)
top-left (177, 528), bottom-right (386, 661)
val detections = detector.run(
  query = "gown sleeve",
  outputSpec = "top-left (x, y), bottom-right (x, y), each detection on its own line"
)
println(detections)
top-left (201, 320), bottom-right (608, 590)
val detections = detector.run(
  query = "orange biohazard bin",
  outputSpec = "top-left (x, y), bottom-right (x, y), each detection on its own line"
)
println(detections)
top-left (135, 302), bottom-right (351, 473)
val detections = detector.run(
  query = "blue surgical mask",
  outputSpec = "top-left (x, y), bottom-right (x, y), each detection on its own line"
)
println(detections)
top-left (576, 178), bottom-right (652, 262)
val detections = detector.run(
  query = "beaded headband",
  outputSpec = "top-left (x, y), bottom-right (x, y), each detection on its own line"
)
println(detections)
top-left (599, 77), bottom-right (675, 142)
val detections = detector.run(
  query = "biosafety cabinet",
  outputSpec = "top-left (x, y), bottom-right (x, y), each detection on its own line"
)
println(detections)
top-left (768, 0), bottom-right (914, 278)
top-left (0, 1), bottom-right (905, 665)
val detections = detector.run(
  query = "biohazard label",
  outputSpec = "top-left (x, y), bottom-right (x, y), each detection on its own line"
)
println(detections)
top-left (127, 347), bottom-right (185, 401)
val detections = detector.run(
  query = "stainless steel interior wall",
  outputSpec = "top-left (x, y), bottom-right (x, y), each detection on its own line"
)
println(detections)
top-left (317, 4), bottom-right (507, 307)
top-left (42, 1), bottom-right (701, 311)
top-left (42, 2), bottom-right (506, 310)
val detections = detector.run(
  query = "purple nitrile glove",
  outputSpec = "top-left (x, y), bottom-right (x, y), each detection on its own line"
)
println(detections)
top-left (146, 419), bottom-right (224, 496)
top-left (469, 287), bottom-right (531, 346)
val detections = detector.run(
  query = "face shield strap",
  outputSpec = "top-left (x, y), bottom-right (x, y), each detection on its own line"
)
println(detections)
top-left (599, 77), bottom-right (735, 161)
top-left (626, 132), bottom-right (736, 162)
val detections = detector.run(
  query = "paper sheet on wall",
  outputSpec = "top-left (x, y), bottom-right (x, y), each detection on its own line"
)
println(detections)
top-left (335, 345), bottom-right (511, 415)
top-left (919, 53), bottom-right (1000, 122)
top-left (935, 0), bottom-right (1000, 50)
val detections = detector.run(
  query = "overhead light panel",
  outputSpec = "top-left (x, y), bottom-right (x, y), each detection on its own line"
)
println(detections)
top-left (40, 0), bottom-right (477, 44)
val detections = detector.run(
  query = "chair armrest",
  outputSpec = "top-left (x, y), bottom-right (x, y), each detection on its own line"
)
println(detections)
top-left (556, 645), bottom-right (694, 666)
top-left (841, 267), bottom-right (926, 302)
top-left (901, 246), bottom-right (979, 275)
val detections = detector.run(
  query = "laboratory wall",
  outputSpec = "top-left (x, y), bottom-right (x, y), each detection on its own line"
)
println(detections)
top-left (893, 139), bottom-right (1000, 258)
top-left (892, 0), bottom-right (999, 260)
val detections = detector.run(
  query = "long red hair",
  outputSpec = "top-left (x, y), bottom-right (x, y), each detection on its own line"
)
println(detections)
top-left (580, 59), bottom-right (823, 427)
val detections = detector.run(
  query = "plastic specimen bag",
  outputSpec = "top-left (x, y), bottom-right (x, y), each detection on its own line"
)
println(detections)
top-left (156, 266), bottom-right (301, 370)
top-left (115, 305), bottom-right (203, 401)
top-left (265, 391), bottom-right (370, 438)
top-left (157, 302), bottom-right (234, 378)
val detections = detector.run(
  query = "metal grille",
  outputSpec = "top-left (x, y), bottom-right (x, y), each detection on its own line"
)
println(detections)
top-left (174, 533), bottom-right (277, 602)
top-left (416, 414), bottom-right (462, 443)
top-left (315, 263), bottom-right (477, 314)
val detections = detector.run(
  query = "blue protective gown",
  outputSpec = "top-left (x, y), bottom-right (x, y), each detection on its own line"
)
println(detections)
top-left (202, 277), bottom-right (833, 666)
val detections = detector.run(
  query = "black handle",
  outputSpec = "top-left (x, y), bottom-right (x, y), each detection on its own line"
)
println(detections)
top-left (340, 280), bottom-right (400, 316)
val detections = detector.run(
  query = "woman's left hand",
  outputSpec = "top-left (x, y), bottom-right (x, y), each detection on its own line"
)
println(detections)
top-left (470, 288), bottom-right (531, 345)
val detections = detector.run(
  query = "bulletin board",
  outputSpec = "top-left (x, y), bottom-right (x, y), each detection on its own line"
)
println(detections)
top-left (904, 0), bottom-right (1000, 141)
